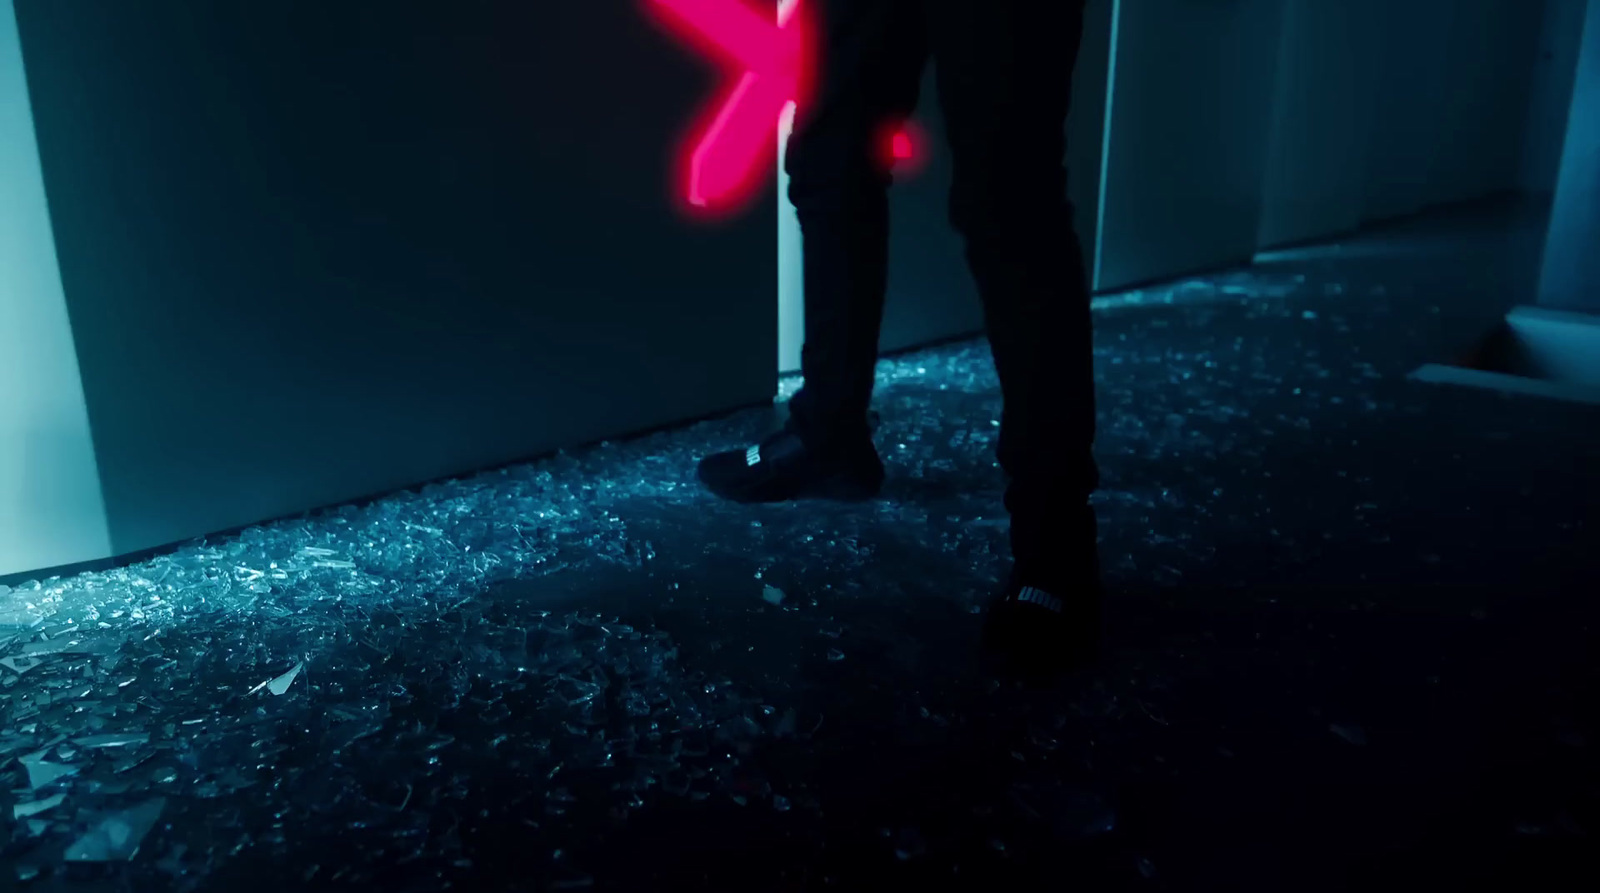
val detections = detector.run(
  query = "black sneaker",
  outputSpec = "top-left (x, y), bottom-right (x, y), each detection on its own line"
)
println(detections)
top-left (697, 430), bottom-right (885, 503)
top-left (982, 576), bottom-right (1103, 674)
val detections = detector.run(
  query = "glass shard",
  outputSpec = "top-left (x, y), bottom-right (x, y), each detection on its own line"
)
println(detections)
top-left (64, 797), bottom-right (167, 862)
top-left (13, 792), bottom-right (67, 819)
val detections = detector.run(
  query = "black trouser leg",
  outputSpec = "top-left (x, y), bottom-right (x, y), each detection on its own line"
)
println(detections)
top-left (927, 0), bottom-right (1099, 583)
top-left (784, 0), bottom-right (927, 456)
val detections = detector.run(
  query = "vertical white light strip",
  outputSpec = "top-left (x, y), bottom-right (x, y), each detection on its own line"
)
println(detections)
top-left (0, 0), bottom-right (112, 582)
top-left (1091, 0), bottom-right (1122, 293)
top-left (776, 0), bottom-right (804, 377)
top-left (777, 100), bottom-right (804, 376)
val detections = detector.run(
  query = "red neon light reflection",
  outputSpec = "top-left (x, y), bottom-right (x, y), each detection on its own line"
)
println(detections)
top-left (874, 118), bottom-right (929, 179)
top-left (647, 0), bottom-right (815, 218)
top-left (891, 130), bottom-right (914, 161)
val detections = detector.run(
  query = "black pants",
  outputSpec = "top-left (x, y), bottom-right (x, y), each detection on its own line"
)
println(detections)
top-left (785, 0), bottom-right (1098, 576)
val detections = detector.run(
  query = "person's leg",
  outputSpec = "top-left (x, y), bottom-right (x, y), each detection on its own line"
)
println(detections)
top-left (784, 0), bottom-right (928, 456)
top-left (699, 0), bottom-right (928, 503)
top-left (927, 0), bottom-right (1100, 645)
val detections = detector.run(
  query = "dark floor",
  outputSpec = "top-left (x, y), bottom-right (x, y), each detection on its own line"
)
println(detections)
top-left (2, 202), bottom-right (1597, 892)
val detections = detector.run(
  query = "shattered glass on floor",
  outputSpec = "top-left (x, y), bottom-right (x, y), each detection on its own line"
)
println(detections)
top-left (1, 455), bottom-right (775, 889)
top-left (3, 205), bottom-right (1597, 890)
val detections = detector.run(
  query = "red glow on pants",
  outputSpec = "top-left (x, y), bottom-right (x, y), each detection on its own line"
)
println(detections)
top-left (891, 130), bottom-right (914, 161)
top-left (647, 0), bottom-right (815, 219)
top-left (877, 118), bottom-right (929, 179)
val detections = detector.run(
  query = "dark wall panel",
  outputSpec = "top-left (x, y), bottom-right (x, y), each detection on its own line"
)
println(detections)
top-left (1256, 0), bottom-right (1381, 250)
top-left (1363, 0), bottom-right (1545, 223)
top-left (1419, 1), bottom-right (1545, 208)
top-left (15, 0), bottom-right (776, 556)
top-left (1094, 0), bottom-right (1285, 291)
top-left (1361, 2), bottom-right (1451, 222)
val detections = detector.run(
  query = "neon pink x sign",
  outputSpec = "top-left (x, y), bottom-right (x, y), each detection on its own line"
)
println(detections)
top-left (646, 0), bottom-right (815, 218)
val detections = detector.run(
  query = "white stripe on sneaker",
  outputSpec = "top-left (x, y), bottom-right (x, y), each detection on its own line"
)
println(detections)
top-left (745, 445), bottom-right (762, 466)
top-left (1017, 586), bottom-right (1065, 613)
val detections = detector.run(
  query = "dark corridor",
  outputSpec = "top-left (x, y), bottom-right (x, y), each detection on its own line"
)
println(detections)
top-left (2, 202), bottom-right (1595, 891)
